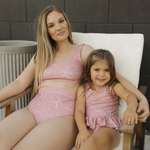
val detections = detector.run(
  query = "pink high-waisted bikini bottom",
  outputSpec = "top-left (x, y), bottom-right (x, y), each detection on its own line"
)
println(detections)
top-left (27, 87), bottom-right (76, 124)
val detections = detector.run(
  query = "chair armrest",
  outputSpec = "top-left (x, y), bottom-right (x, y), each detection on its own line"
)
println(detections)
top-left (0, 85), bottom-right (33, 109)
top-left (121, 122), bottom-right (135, 134)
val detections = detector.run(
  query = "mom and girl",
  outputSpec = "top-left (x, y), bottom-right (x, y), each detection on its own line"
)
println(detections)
top-left (0, 5), bottom-right (149, 150)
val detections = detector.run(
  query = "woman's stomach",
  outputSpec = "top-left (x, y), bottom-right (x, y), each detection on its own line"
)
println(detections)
top-left (39, 81), bottom-right (79, 93)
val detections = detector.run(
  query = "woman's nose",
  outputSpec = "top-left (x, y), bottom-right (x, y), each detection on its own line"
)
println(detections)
top-left (56, 23), bottom-right (62, 30)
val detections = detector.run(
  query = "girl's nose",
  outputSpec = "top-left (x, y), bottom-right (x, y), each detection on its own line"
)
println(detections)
top-left (99, 71), bottom-right (104, 77)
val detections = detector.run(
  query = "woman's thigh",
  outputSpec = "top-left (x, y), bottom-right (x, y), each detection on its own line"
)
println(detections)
top-left (81, 127), bottom-right (120, 150)
top-left (13, 116), bottom-right (78, 150)
top-left (0, 107), bottom-right (36, 150)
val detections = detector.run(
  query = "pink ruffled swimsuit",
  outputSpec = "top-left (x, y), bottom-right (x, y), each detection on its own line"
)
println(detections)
top-left (85, 84), bottom-right (123, 132)
top-left (27, 44), bottom-right (85, 124)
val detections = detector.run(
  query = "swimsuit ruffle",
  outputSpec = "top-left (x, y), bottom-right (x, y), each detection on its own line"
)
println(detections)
top-left (86, 115), bottom-right (123, 132)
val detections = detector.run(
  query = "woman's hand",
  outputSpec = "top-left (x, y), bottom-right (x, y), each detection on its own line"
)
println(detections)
top-left (123, 108), bottom-right (138, 125)
top-left (75, 129), bottom-right (91, 149)
top-left (137, 99), bottom-right (150, 122)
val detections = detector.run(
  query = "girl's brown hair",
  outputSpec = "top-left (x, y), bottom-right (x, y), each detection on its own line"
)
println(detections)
top-left (81, 49), bottom-right (119, 92)
top-left (33, 5), bottom-right (74, 97)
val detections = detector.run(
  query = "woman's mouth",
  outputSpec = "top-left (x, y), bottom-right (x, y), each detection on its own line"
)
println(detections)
top-left (57, 31), bottom-right (65, 36)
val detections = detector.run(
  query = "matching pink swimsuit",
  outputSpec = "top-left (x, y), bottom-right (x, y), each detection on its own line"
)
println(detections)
top-left (27, 44), bottom-right (85, 124)
top-left (85, 84), bottom-right (123, 132)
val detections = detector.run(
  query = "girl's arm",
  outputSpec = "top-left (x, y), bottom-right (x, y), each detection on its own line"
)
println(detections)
top-left (116, 72), bottom-right (149, 122)
top-left (0, 55), bottom-right (35, 102)
top-left (75, 86), bottom-right (91, 149)
top-left (113, 83), bottom-right (138, 125)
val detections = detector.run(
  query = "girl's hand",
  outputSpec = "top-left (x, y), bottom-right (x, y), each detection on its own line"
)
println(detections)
top-left (123, 108), bottom-right (138, 125)
top-left (75, 129), bottom-right (91, 149)
top-left (137, 99), bottom-right (150, 122)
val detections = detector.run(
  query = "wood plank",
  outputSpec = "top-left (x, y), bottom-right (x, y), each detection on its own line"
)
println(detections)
top-left (123, 133), bottom-right (133, 150)
top-left (135, 122), bottom-right (142, 149)
top-left (135, 86), bottom-right (147, 149)
top-left (6, 102), bottom-right (15, 117)
top-left (0, 85), bottom-right (33, 109)
top-left (121, 123), bottom-right (135, 134)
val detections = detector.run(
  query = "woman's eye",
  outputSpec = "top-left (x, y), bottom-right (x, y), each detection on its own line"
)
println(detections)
top-left (48, 24), bottom-right (54, 28)
top-left (95, 69), bottom-right (99, 71)
top-left (59, 19), bottom-right (64, 23)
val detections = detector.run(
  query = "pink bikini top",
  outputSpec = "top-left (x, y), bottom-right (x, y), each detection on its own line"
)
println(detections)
top-left (42, 44), bottom-right (85, 84)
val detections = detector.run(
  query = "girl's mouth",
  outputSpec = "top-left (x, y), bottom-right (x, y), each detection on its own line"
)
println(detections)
top-left (97, 78), bottom-right (105, 82)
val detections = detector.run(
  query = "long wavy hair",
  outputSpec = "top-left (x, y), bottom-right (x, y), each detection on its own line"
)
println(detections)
top-left (33, 5), bottom-right (74, 97)
top-left (81, 49), bottom-right (119, 93)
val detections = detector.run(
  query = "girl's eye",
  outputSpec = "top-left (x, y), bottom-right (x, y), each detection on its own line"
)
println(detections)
top-left (105, 69), bottom-right (109, 72)
top-left (95, 69), bottom-right (99, 71)
top-left (59, 19), bottom-right (64, 23)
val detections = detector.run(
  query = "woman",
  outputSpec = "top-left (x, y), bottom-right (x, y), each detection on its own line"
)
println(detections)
top-left (0, 5), bottom-right (149, 150)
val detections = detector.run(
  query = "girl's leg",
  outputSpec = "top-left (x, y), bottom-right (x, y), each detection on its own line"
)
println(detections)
top-left (79, 127), bottom-right (120, 150)
top-left (0, 107), bottom-right (36, 150)
top-left (12, 116), bottom-right (78, 150)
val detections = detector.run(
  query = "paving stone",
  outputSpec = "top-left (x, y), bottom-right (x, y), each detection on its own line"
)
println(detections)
top-left (11, 22), bottom-right (36, 41)
top-left (109, 0), bottom-right (150, 23)
top-left (65, 0), bottom-right (108, 23)
top-left (86, 24), bottom-right (132, 33)
top-left (71, 23), bottom-right (85, 32)
top-left (0, 22), bottom-right (10, 40)
top-left (27, 0), bottom-right (64, 21)
top-left (140, 50), bottom-right (150, 75)
top-left (0, 0), bottom-right (26, 21)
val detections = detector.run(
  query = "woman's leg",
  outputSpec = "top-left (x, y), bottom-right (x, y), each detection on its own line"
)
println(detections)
top-left (12, 116), bottom-right (78, 150)
top-left (79, 127), bottom-right (120, 150)
top-left (0, 107), bottom-right (36, 150)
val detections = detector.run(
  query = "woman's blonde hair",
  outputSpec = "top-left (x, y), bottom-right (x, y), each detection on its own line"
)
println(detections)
top-left (81, 49), bottom-right (119, 93)
top-left (33, 5), bottom-right (74, 97)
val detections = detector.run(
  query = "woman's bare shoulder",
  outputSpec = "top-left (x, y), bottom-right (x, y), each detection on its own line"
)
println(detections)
top-left (82, 44), bottom-right (94, 52)
top-left (81, 44), bottom-right (94, 64)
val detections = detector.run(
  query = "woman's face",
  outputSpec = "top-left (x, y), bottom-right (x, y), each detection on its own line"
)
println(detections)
top-left (46, 11), bottom-right (69, 42)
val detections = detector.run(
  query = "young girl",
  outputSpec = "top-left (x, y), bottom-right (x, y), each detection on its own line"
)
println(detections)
top-left (75, 49), bottom-right (138, 150)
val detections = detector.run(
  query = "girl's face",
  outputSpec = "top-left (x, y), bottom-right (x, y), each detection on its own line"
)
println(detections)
top-left (90, 60), bottom-right (111, 90)
top-left (46, 11), bottom-right (69, 43)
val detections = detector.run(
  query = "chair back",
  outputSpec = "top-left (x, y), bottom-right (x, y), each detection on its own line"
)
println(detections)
top-left (72, 32), bottom-right (144, 119)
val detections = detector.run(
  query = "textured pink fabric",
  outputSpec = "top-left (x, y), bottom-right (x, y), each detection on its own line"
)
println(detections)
top-left (85, 84), bottom-right (123, 132)
top-left (27, 87), bottom-right (76, 124)
top-left (42, 44), bottom-right (85, 84)
top-left (28, 44), bottom-right (85, 124)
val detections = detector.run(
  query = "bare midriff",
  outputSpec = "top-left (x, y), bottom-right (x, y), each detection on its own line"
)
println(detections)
top-left (39, 81), bottom-right (79, 93)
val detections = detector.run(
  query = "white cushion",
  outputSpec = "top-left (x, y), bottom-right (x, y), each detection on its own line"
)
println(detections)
top-left (70, 32), bottom-right (144, 150)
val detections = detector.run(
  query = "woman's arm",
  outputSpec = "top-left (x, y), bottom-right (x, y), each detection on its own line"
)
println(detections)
top-left (113, 83), bottom-right (138, 125)
top-left (116, 72), bottom-right (149, 122)
top-left (0, 55), bottom-right (35, 102)
top-left (75, 86), bottom-right (91, 149)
